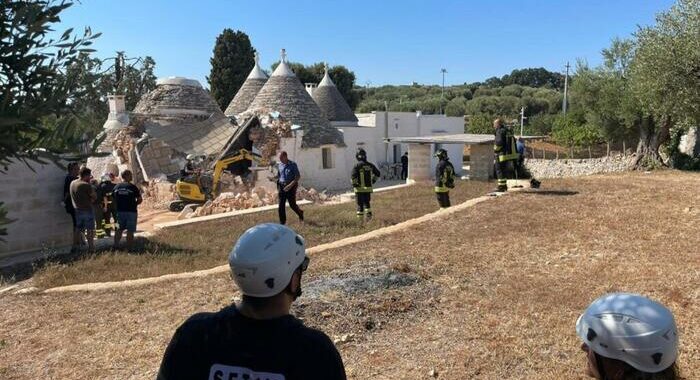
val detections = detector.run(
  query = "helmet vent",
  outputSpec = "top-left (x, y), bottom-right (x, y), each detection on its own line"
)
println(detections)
top-left (295, 236), bottom-right (303, 246)
top-left (265, 278), bottom-right (275, 289)
top-left (587, 328), bottom-right (597, 342)
top-left (652, 353), bottom-right (663, 365)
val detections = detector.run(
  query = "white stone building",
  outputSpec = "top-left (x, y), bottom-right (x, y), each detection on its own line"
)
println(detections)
top-left (225, 50), bottom-right (465, 190)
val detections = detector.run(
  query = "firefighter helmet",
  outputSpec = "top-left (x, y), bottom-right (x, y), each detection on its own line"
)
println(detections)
top-left (576, 293), bottom-right (678, 373)
top-left (434, 148), bottom-right (448, 160)
top-left (356, 148), bottom-right (367, 161)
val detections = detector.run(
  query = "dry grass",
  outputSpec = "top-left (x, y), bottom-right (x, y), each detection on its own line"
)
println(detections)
top-left (1, 170), bottom-right (698, 379)
top-left (31, 181), bottom-right (492, 288)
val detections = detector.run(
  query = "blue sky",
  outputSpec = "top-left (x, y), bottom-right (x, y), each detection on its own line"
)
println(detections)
top-left (56, 0), bottom-right (673, 87)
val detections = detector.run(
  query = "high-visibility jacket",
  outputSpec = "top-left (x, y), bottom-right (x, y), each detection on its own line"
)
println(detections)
top-left (434, 159), bottom-right (455, 193)
top-left (494, 125), bottom-right (519, 162)
top-left (351, 161), bottom-right (380, 193)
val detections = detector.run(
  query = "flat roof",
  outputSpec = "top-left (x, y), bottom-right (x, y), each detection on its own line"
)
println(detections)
top-left (384, 134), bottom-right (545, 145)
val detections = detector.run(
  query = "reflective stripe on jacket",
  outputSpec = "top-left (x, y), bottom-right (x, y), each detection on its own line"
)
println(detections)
top-left (434, 160), bottom-right (454, 193)
top-left (352, 161), bottom-right (380, 193)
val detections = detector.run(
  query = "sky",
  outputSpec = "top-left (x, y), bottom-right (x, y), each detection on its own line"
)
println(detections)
top-left (55, 0), bottom-right (674, 87)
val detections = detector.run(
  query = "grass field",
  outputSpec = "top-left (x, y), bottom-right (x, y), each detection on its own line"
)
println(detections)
top-left (1, 171), bottom-right (698, 379)
top-left (32, 180), bottom-right (492, 288)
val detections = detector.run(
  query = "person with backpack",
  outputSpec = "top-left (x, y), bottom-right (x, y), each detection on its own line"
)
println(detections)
top-left (351, 148), bottom-right (381, 221)
top-left (493, 118), bottom-right (519, 192)
top-left (434, 148), bottom-right (456, 209)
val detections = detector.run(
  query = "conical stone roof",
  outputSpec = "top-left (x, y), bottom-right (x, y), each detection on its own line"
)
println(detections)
top-left (133, 77), bottom-right (223, 118)
top-left (312, 64), bottom-right (358, 123)
top-left (248, 50), bottom-right (344, 148)
top-left (225, 53), bottom-right (268, 117)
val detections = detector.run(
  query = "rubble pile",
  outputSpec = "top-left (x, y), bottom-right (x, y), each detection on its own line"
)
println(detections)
top-left (111, 127), bottom-right (137, 165)
top-left (141, 179), bottom-right (176, 210)
top-left (178, 185), bottom-right (339, 219)
top-left (238, 108), bottom-right (294, 164)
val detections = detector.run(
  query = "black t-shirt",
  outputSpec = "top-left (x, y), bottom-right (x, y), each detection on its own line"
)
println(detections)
top-left (157, 305), bottom-right (346, 380)
top-left (112, 183), bottom-right (141, 212)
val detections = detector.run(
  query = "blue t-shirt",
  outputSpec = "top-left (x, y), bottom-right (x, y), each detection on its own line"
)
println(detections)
top-left (516, 140), bottom-right (526, 155)
top-left (278, 161), bottom-right (299, 184)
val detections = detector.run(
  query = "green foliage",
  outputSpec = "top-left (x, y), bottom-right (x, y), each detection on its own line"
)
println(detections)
top-left (445, 96), bottom-right (467, 117)
top-left (467, 114), bottom-right (497, 134)
top-left (207, 29), bottom-right (255, 110)
top-left (501, 68), bottom-right (565, 89)
top-left (629, 0), bottom-right (700, 127)
top-left (0, 0), bottom-right (103, 239)
top-left (47, 52), bottom-right (157, 143)
top-left (528, 114), bottom-right (557, 135)
top-left (551, 113), bottom-right (602, 150)
top-left (271, 61), bottom-right (359, 109)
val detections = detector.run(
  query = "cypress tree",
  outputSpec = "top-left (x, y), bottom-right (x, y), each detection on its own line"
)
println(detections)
top-left (207, 29), bottom-right (256, 110)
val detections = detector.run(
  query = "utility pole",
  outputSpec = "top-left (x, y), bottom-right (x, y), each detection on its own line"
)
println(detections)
top-left (562, 61), bottom-right (570, 115)
top-left (440, 68), bottom-right (447, 114)
top-left (520, 106), bottom-right (527, 136)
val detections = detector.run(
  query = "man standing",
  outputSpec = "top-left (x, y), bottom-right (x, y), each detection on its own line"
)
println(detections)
top-left (157, 223), bottom-right (346, 380)
top-left (400, 151), bottom-right (408, 180)
top-left (98, 173), bottom-right (117, 236)
top-left (63, 162), bottom-right (80, 252)
top-left (493, 118), bottom-right (518, 192)
top-left (434, 148), bottom-right (456, 209)
top-left (69, 167), bottom-right (97, 252)
top-left (276, 151), bottom-right (304, 225)
top-left (351, 148), bottom-right (381, 221)
top-left (112, 170), bottom-right (142, 250)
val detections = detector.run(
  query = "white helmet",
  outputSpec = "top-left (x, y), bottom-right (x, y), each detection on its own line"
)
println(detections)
top-left (228, 223), bottom-right (307, 297)
top-left (186, 154), bottom-right (196, 160)
top-left (576, 293), bottom-right (678, 373)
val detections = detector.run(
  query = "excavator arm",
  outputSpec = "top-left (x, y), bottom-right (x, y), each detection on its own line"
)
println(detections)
top-left (211, 149), bottom-right (263, 191)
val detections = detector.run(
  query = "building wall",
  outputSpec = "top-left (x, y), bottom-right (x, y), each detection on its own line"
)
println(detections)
top-left (347, 112), bottom-right (464, 177)
top-left (280, 136), bottom-right (350, 191)
top-left (0, 159), bottom-right (73, 260)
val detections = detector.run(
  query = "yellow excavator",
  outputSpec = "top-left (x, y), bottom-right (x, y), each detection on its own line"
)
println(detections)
top-left (168, 149), bottom-right (263, 212)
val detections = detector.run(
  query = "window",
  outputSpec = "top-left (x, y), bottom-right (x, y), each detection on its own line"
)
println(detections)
top-left (322, 147), bottom-right (333, 169)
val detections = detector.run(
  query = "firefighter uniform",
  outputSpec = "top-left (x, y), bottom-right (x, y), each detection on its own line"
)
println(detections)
top-left (494, 123), bottom-right (519, 192)
top-left (434, 149), bottom-right (456, 209)
top-left (351, 150), bottom-right (381, 220)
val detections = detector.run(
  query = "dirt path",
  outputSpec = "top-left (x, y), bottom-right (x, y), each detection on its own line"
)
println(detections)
top-left (1, 171), bottom-right (698, 379)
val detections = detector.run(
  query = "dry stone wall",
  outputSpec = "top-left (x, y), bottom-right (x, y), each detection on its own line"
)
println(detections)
top-left (525, 155), bottom-right (633, 178)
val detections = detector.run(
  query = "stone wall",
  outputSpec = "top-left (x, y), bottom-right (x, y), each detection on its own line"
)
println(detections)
top-left (0, 159), bottom-right (72, 260)
top-left (525, 155), bottom-right (633, 178)
top-left (469, 144), bottom-right (493, 180)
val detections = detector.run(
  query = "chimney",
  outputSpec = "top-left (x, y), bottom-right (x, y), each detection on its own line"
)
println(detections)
top-left (305, 83), bottom-right (317, 97)
top-left (108, 95), bottom-right (126, 116)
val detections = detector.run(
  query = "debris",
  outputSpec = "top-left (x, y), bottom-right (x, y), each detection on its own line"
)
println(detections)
top-left (429, 368), bottom-right (439, 378)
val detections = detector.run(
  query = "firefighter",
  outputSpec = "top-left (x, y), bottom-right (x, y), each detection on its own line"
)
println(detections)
top-left (493, 118), bottom-right (519, 192)
top-left (434, 148), bottom-right (456, 209)
top-left (351, 148), bottom-right (380, 221)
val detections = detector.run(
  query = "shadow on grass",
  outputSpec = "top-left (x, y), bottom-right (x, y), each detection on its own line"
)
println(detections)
top-left (0, 236), bottom-right (196, 283)
top-left (520, 190), bottom-right (579, 196)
